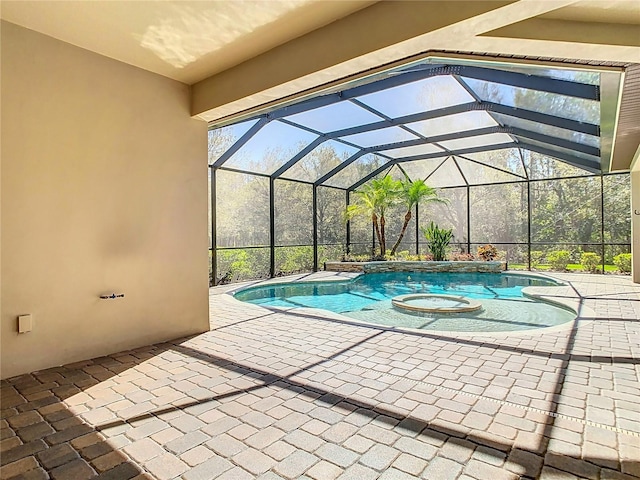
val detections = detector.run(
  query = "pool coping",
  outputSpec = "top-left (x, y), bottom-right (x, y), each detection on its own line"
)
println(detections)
top-left (391, 294), bottom-right (484, 314)
top-left (224, 270), bottom-right (595, 338)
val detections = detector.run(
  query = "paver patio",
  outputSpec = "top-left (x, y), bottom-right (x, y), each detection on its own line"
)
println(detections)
top-left (1, 272), bottom-right (639, 479)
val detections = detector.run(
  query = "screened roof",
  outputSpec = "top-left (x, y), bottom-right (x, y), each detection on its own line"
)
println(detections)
top-left (210, 56), bottom-right (623, 191)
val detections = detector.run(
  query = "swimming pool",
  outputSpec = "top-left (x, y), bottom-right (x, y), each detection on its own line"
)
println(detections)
top-left (234, 272), bottom-right (575, 332)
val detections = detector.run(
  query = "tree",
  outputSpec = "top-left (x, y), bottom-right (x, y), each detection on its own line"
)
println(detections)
top-left (390, 179), bottom-right (447, 256)
top-left (346, 175), bottom-right (402, 256)
top-left (208, 128), bottom-right (235, 165)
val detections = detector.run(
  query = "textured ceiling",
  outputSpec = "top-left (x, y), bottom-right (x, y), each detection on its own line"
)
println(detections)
top-left (2, 0), bottom-right (638, 171)
top-left (0, 0), bottom-right (374, 84)
top-left (541, 0), bottom-right (640, 25)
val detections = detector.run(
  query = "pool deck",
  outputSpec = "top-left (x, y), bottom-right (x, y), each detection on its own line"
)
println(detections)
top-left (2, 272), bottom-right (639, 479)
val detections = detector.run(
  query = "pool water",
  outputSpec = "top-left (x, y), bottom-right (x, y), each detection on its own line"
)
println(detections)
top-left (234, 272), bottom-right (575, 332)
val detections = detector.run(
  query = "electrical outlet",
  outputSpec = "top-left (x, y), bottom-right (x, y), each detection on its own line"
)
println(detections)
top-left (18, 314), bottom-right (32, 333)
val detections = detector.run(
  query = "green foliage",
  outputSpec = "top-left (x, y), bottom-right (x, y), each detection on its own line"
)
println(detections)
top-left (276, 247), bottom-right (313, 276)
top-left (393, 250), bottom-right (423, 261)
top-left (318, 245), bottom-right (344, 268)
top-left (347, 175), bottom-right (403, 256)
top-left (547, 250), bottom-right (571, 271)
top-left (421, 222), bottom-right (453, 261)
top-left (613, 253), bottom-right (632, 273)
top-left (477, 244), bottom-right (498, 261)
top-left (357, 175), bottom-right (403, 220)
top-left (507, 263), bottom-right (528, 271)
top-left (216, 249), bottom-right (268, 284)
top-left (580, 252), bottom-right (601, 273)
top-left (530, 251), bottom-right (544, 269)
top-left (390, 179), bottom-right (447, 256)
top-left (340, 253), bottom-right (383, 262)
top-left (343, 204), bottom-right (361, 223)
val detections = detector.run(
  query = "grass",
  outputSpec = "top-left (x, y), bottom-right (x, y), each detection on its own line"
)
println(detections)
top-left (508, 263), bottom-right (619, 273)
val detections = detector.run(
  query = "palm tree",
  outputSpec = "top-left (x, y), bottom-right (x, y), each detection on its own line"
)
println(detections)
top-left (390, 179), bottom-right (447, 256)
top-left (346, 175), bottom-right (401, 256)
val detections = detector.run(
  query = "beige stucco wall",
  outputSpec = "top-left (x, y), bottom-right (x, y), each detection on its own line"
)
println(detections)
top-left (1, 22), bottom-right (209, 379)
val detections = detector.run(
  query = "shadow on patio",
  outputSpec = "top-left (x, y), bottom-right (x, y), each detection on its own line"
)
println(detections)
top-left (2, 274), bottom-right (639, 479)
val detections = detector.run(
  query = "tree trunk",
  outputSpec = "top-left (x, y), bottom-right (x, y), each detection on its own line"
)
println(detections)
top-left (380, 215), bottom-right (386, 256)
top-left (372, 213), bottom-right (383, 256)
top-left (390, 209), bottom-right (412, 256)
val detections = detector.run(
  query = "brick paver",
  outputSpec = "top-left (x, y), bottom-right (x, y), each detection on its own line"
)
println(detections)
top-left (1, 272), bottom-right (639, 479)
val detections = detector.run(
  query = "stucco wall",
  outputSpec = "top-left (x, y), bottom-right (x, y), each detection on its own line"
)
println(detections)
top-left (1, 22), bottom-right (209, 378)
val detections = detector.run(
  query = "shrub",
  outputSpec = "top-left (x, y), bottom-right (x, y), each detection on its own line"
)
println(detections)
top-left (547, 250), bottom-right (571, 271)
top-left (276, 246), bottom-right (314, 275)
top-left (216, 250), bottom-right (254, 284)
top-left (613, 253), bottom-right (632, 273)
top-left (450, 252), bottom-right (475, 261)
top-left (341, 253), bottom-right (382, 262)
top-left (421, 222), bottom-right (453, 261)
top-left (530, 250), bottom-right (544, 269)
top-left (340, 252), bottom-right (354, 262)
top-left (477, 244), bottom-right (498, 261)
top-left (580, 252), bottom-right (601, 273)
top-left (393, 251), bottom-right (422, 261)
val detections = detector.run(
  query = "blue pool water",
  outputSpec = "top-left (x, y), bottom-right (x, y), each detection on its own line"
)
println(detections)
top-left (234, 272), bottom-right (575, 332)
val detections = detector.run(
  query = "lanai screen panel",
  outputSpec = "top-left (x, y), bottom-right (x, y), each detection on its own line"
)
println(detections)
top-left (317, 185), bottom-right (346, 264)
top-left (349, 212), bottom-right (372, 255)
top-left (518, 138), bottom-right (600, 165)
top-left (216, 248), bottom-right (270, 283)
top-left (224, 121), bottom-right (318, 174)
top-left (603, 174), bottom-right (632, 263)
top-left (212, 59), bottom-right (606, 184)
top-left (285, 100), bottom-right (383, 132)
top-left (208, 119), bottom-right (259, 165)
top-left (469, 243), bottom-right (529, 265)
top-left (324, 154), bottom-right (388, 189)
top-left (490, 65), bottom-right (600, 84)
top-left (438, 133), bottom-right (513, 151)
top-left (462, 149), bottom-right (526, 177)
top-left (424, 158), bottom-right (466, 188)
top-left (383, 203), bottom-right (417, 255)
top-left (457, 157), bottom-right (523, 185)
top-left (470, 183), bottom-right (528, 244)
top-left (208, 56), bottom-right (629, 282)
top-left (524, 151), bottom-right (595, 179)
top-left (356, 75), bottom-right (475, 117)
top-left (406, 110), bottom-right (498, 137)
top-left (490, 113), bottom-right (600, 148)
top-left (274, 179), bottom-right (314, 275)
top-left (214, 169), bottom-right (271, 282)
top-left (383, 143), bottom-right (444, 159)
top-left (274, 179), bottom-right (313, 246)
top-left (530, 176), bottom-right (602, 246)
top-left (282, 141), bottom-right (359, 182)
top-left (460, 77), bottom-right (600, 124)
top-left (400, 159), bottom-right (444, 182)
top-left (317, 186), bottom-right (346, 245)
top-left (340, 126), bottom-right (419, 148)
top-left (419, 187), bottom-right (468, 248)
top-left (216, 170), bottom-right (270, 248)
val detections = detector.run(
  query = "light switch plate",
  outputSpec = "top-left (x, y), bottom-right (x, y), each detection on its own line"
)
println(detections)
top-left (18, 314), bottom-right (32, 333)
